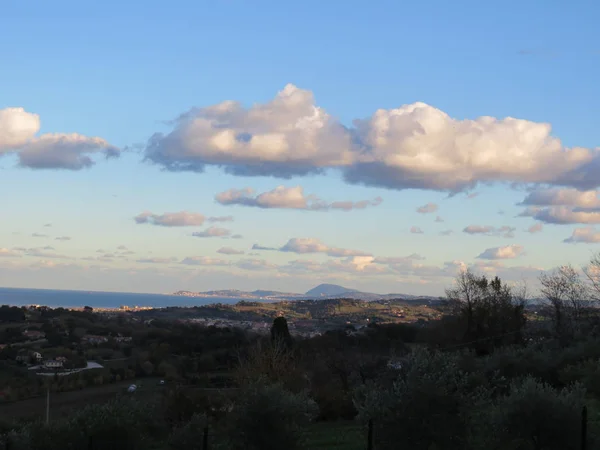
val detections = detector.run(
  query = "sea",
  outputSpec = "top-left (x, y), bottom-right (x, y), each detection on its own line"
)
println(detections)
top-left (0, 287), bottom-right (245, 309)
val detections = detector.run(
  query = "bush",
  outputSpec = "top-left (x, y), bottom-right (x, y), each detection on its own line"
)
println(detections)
top-left (355, 349), bottom-right (473, 450)
top-left (219, 382), bottom-right (318, 450)
top-left (469, 376), bottom-right (592, 450)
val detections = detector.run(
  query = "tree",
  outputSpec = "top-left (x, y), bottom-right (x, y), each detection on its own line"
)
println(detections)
top-left (271, 316), bottom-right (292, 349)
top-left (539, 265), bottom-right (591, 340)
top-left (445, 270), bottom-right (527, 353)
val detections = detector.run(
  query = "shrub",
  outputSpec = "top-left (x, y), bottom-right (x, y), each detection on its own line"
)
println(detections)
top-left (469, 376), bottom-right (591, 450)
top-left (354, 349), bottom-right (473, 450)
top-left (219, 382), bottom-right (318, 450)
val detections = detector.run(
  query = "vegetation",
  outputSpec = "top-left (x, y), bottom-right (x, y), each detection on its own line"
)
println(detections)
top-left (1, 253), bottom-right (600, 448)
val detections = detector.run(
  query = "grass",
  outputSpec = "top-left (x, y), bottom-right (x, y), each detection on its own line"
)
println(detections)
top-left (305, 421), bottom-right (365, 450)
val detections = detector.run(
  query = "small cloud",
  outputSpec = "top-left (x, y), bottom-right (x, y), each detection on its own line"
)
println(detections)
top-left (215, 185), bottom-right (382, 212)
top-left (44, 223), bottom-right (52, 227)
top-left (117, 245), bottom-right (128, 250)
top-left (207, 216), bottom-right (234, 223)
top-left (252, 244), bottom-right (278, 251)
top-left (410, 226), bottom-right (424, 234)
top-left (217, 247), bottom-right (245, 255)
top-left (0, 248), bottom-right (21, 258)
top-left (526, 223), bottom-right (543, 233)
top-left (55, 236), bottom-right (71, 241)
top-left (416, 203), bottom-right (438, 214)
top-left (180, 256), bottom-right (229, 266)
top-left (31, 233), bottom-right (48, 238)
top-left (435, 216), bottom-right (444, 223)
top-left (563, 227), bottom-right (600, 244)
top-left (134, 211), bottom-right (206, 227)
top-left (191, 227), bottom-right (231, 238)
top-left (235, 258), bottom-right (278, 271)
top-left (477, 245), bottom-right (524, 260)
top-left (231, 234), bottom-right (243, 239)
top-left (467, 193), bottom-right (479, 199)
top-left (279, 237), bottom-right (370, 257)
top-left (136, 257), bottom-right (177, 264)
top-left (440, 229), bottom-right (453, 236)
top-left (463, 225), bottom-right (515, 238)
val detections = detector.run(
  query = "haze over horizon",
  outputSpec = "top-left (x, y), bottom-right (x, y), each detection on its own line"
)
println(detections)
top-left (1, 0), bottom-right (599, 297)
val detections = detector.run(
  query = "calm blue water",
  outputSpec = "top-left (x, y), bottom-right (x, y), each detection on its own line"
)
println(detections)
top-left (0, 287), bottom-right (245, 309)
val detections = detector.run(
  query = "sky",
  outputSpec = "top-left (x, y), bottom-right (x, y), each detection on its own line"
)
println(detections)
top-left (0, 0), bottom-right (599, 296)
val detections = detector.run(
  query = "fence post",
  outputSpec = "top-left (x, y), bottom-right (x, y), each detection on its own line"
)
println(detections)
top-left (581, 405), bottom-right (588, 450)
top-left (367, 419), bottom-right (373, 450)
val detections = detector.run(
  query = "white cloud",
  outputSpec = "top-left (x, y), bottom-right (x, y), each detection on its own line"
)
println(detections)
top-left (416, 202), bottom-right (438, 214)
top-left (477, 245), bottom-right (524, 260)
top-left (563, 227), bottom-right (600, 244)
top-left (192, 227), bottom-right (231, 238)
top-left (463, 225), bottom-right (516, 238)
top-left (0, 107), bottom-right (119, 169)
top-left (135, 211), bottom-right (206, 227)
top-left (144, 84), bottom-right (600, 192)
top-left (217, 247), bottom-right (245, 255)
top-left (279, 237), bottom-right (370, 257)
top-left (410, 226), bottom-right (424, 234)
top-left (215, 185), bottom-right (382, 211)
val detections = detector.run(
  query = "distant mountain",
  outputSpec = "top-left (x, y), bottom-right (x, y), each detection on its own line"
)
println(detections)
top-left (173, 283), bottom-right (442, 303)
top-left (305, 284), bottom-right (360, 297)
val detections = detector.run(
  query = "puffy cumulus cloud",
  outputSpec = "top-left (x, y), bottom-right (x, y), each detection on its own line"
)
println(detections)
top-left (180, 256), bottom-right (229, 266)
top-left (416, 202), bottom-right (438, 214)
top-left (477, 245), bottom-right (525, 260)
top-left (463, 225), bottom-right (516, 238)
top-left (144, 85), bottom-right (600, 192)
top-left (134, 211), bottom-right (206, 227)
top-left (563, 227), bottom-right (600, 244)
top-left (144, 84), bottom-right (353, 177)
top-left (410, 226), bottom-right (424, 234)
top-left (192, 227), bottom-right (231, 238)
top-left (520, 188), bottom-right (600, 208)
top-left (0, 107), bottom-right (119, 169)
top-left (215, 185), bottom-right (382, 211)
top-left (279, 237), bottom-right (370, 257)
top-left (217, 247), bottom-right (245, 255)
top-left (521, 206), bottom-right (600, 224)
top-left (526, 223), bottom-right (544, 233)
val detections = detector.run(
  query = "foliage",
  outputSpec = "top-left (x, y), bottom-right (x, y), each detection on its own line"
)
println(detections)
top-left (469, 376), bottom-right (590, 450)
top-left (219, 382), bottom-right (318, 450)
top-left (355, 348), bottom-right (473, 450)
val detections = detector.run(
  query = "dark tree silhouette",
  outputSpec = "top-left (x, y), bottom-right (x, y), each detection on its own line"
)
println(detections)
top-left (271, 316), bottom-right (293, 348)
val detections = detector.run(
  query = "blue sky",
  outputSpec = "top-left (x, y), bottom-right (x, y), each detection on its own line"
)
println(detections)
top-left (1, 0), bottom-right (599, 295)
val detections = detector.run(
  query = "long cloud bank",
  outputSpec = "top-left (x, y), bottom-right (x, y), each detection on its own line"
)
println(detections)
top-left (144, 84), bottom-right (600, 193)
